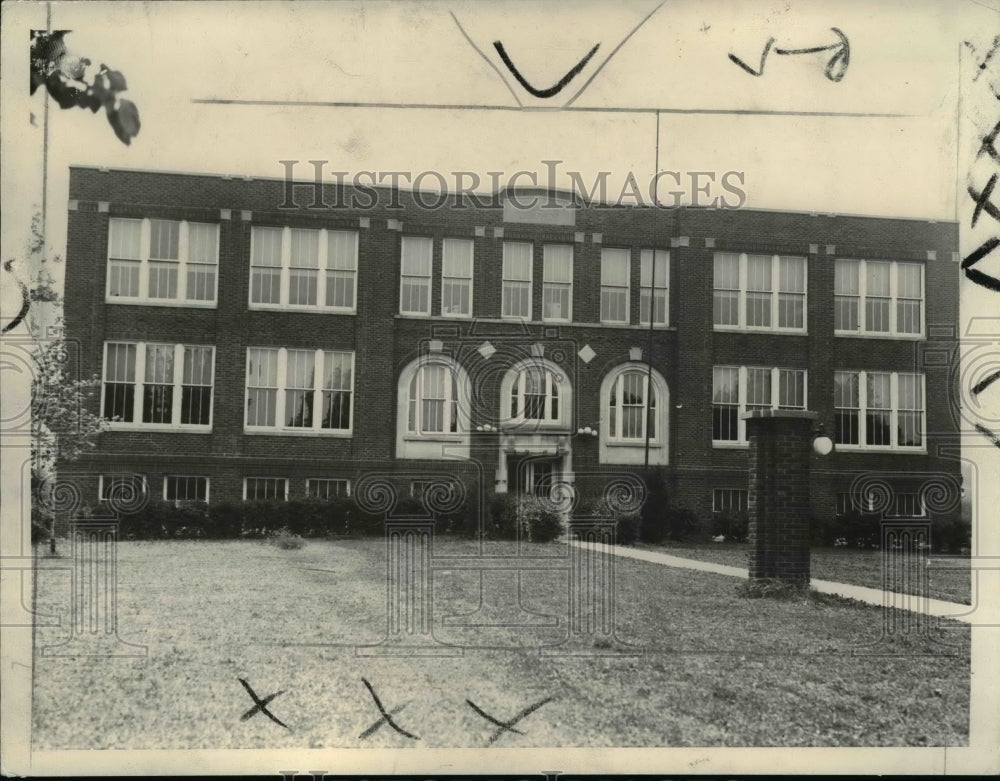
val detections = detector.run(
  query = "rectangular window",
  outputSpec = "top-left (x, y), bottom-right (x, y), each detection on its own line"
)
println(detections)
top-left (712, 366), bottom-right (807, 444)
top-left (441, 239), bottom-right (473, 317)
top-left (99, 474), bottom-right (148, 503)
top-left (244, 477), bottom-right (288, 501)
top-left (288, 228), bottom-right (320, 306)
top-left (250, 226), bottom-right (359, 311)
top-left (713, 252), bottom-right (807, 332)
top-left (889, 493), bottom-right (926, 517)
top-left (102, 342), bottom-right (214, 428)
top-left (502, 242), bottom-right (533, 319)
top-left (306, 478), bottom-right (351, 498)
top-left (712, 488), bottom-right (748, 514)
top-left (245, 348), bottom-right (355, 434)
top-left (106, 218), bottom-right (219, 305)
top-left (834, 259), bottom-right (923, 336)
top-left (542, 244), bottom-right (573, 321)
top-left (835, 492), bottom-right (853, 517)
top-left (246, 347), bottom-right (279, 427)
top-left (326, 230), bottom-right (359, 310)
top-left (600, 247), bottom-right (630, 323)
top-left (400, 236), bottom-right (433, 315)
top-left (164, 476), bottom-right (208, 503)
top-left (640, 249), bottom-right (669, 326)
top-left (834, 370), bottom-right (925, 450)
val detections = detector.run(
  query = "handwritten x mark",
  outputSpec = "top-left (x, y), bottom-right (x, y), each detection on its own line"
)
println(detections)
top-left (466, 696), bottom-right (554, 745)
top-left (359, 678), bottom-right (419, 741)
top-left (238, 678), bottom-right (290, 730)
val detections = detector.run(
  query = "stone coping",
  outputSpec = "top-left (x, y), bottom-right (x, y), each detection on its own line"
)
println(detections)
top-left (739, 409), bottom-right (819, 421)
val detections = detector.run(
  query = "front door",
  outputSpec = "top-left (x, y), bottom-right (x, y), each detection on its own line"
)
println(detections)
top-left (508, 456), bottom-right (556, 498)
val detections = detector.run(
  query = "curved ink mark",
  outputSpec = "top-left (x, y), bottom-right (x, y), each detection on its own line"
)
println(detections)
top-left (962, 237), bottom-right (1000, 292)
top-left (729, 38), bottom-right (774, 77)
top-left (972, 367), bottom-right (1000, 397)
top-left (493, 41), bottom-right (600, 99)
top-left (1, 260), bottom-right (31, 335)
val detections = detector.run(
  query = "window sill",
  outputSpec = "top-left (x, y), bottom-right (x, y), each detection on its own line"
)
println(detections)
top-left (105, 297), bottom-right (217, 309)
top-left (249, 304), bottom-right (357, 315)
top-left (712, 441), bottom-right (750, 449)
top-left (107, 423), bottom-right (212, 432)
top-left (834, 331), bottom-right (925, 340)
top-left (403, 434), bottom-right (464, 442)
top-left (606, 440), bottom-right (662, 448)
top-left (243, 428), bottom-right (353, 438)
top-left (833, 445), bottom-right (927, 454)
top-left (713, 326), bottom-right (807, 335)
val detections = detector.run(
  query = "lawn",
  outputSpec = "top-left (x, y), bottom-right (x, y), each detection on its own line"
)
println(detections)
top-left (644, 542), bottom-right (973, 605)
top-left (32, 538), bottom-right (969, 749)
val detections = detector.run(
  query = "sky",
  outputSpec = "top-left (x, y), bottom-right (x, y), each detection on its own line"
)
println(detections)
top-left (1, 0), bottom-right (987, 282)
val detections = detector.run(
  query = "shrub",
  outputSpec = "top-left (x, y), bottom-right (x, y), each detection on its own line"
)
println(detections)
top-left (267, 526), bottom-right (306, 550)
top-left (579, 497), bottom-right (641, 546)
top-left (711, 510), bottom-right (749, 543)
top-left (241, 500), bottom-right (290, 537)
top-left (931, 515), bottom-right (970, 554)
top-left (816, 511), bottom-right (880, 549)
top-left (487, 493), bottom-right (524, 540)
top-left (519, 494), bottom-right (564, 542)
top-left (205, 501), bottom-right (244, 539)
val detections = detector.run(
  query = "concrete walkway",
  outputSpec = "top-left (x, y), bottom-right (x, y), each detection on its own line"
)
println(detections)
top-left (566, 540), bottom-right (976, 625)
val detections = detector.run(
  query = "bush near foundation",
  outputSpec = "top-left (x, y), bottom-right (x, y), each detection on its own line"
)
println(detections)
top-left (711, 510), bottom-right (749, 543)
top-left (576, 498), bottom-right (641, 546)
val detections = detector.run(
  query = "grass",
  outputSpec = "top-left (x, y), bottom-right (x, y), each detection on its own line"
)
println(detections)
top-left (32, 538), bottom-right (969, 749)
top-left (643, 542), bottom-right (973, 605)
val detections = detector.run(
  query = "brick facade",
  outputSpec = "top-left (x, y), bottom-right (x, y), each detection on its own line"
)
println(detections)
top-left (62, 166), bottom-right (962, 526)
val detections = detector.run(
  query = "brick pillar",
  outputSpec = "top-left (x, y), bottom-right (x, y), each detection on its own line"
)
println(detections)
top-left (742, 410), bottom-right (817, 584)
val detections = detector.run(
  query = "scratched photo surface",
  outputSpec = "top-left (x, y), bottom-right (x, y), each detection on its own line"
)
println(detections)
top-left (2, 0), bottom-right (999, 775)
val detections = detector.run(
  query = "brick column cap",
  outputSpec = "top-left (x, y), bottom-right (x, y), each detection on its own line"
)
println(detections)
top-left (740, 409), bottom-right (819, 421)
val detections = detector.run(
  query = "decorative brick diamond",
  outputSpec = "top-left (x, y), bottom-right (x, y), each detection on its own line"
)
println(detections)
top-left (478, 341), bottom-right (496, 359)
top-left (578, 344), bottom-right (596, 364)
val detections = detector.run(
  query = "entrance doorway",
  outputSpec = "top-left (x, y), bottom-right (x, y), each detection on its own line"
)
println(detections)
top-left (507, 456), bottom-right (558, 498)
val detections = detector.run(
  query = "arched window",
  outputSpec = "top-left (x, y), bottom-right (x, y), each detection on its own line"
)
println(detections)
top-left (502, 360), bottom-right (569, 427)
top-left (599, 363), bottom-right (669, 465)
top-left (408, 364), bottom-right (460, 434)
top-left (608, 370), bottom-right (655, 441)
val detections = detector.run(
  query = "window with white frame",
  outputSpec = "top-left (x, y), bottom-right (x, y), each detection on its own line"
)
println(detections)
top-left (712, 366), bottom-right (807, 444)
top-left (101, 342), bottom-right (214, 427)
top-left (507, 364), bottom-right (564, 424)
top-left (244, 477), bottom-right (288, 501)
top-left (712, 488), bottom-right (748, 515)
top-left (600, 247), bottom-right (630, 323)
top-left (640, 249), bottom-right (669, 326)
top-left (306, 478), bottom-right (351, 498)
top-left (249, 226), bottom-right (358, 311)
top-left (99, 474), bottom-right (148, 503)
top-left (164, 476), bottom-right (208, 503)
top-left (542, 244), bottom-right (573, 321)
top-left (712, 252), bottom-right (806, 331)
top-left (400, 236), bottom-right (433, 315)
top-left (107, 217), bottom-right (219, 304)
top-left (245, 348), bottom-right (354, 433)
top-left (834, 371), bottom-right (924, 449)
top-left (407, 363), bottom-right (460, 435)
top-left (607, 370), bottom-right (657, 441)
top-left (502, 242), bottom-right (533, 319)
top-left (441, 238), bottom-right (473, 317)
top-left (834, 259), bottom-right (923, 336)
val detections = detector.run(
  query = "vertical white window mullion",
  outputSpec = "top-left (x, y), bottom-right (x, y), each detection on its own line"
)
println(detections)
top-left (858, 261), bottom-right (867, 333)
top-left (99, 342), bottom-right (109, 418)
top-left (317, 229), bottom-right (329, 308)
top-left (275, 348), bottom-right (288, 429)
top-left (172, 344), bottom-right (184, 425)
top-left (313, 348), bottom-right (323, 431)
top-left (518, 371), bottom-right (526, 420)
top-left (889, 261), bottom-right (898, 335)
top-left (139, 219), bottom-right (151, 299)
top-left (280, 227), bottom-right (291, 306)
top-left (178, 222), bottom-right (189, 302)
top-left (738, 253), bottom-right (748, 328)
top-left (890, 372), bottom-right (899, 448)
top-left (771, 255), bottom-right (779, 330)
top-left (858, 370), bottom-right (867, 446)
top-left (738, 366), bottom-right (747, 441)
top-left (134, 342), bottom-right (146, 423)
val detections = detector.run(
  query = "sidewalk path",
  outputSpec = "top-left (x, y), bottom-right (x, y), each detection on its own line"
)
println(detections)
top-left (566, 540), bottom-right (976, 625)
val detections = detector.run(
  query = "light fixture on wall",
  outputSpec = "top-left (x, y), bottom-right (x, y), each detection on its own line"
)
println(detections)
top-left (576, 426), bottom-right (598, 437)
top-left (812, 425), bottom-right (834, 456)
